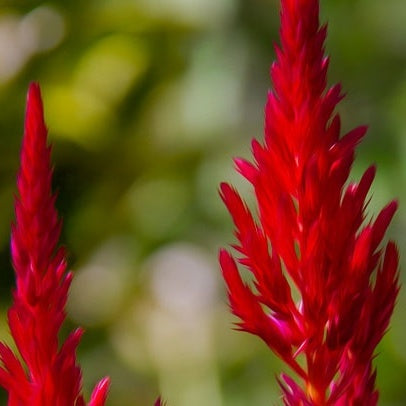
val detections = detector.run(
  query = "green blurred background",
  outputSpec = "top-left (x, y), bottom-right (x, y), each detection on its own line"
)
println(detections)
top-left (0, 0), bottom-right (405, 404)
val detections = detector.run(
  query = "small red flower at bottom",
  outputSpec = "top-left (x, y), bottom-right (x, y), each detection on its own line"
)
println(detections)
top-left (0, 83), bottom-right (109, 405)
top-left (155, 397), bottom-right (167, 406)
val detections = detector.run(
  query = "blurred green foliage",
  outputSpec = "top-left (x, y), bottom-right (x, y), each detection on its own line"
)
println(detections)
top-left (0, 0), bottom-right (405, 404)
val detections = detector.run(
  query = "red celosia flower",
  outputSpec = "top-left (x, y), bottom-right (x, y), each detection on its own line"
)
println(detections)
top-left (220, 1), bottom-right (400, 404)
top-left (0, 83), bottom-right (110, 405)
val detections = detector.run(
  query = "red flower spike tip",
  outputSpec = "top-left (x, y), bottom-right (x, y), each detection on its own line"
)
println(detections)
top-left (0, 83), bottom-right (110, 405)
top-left (220, 1), bottom-right (400, 404)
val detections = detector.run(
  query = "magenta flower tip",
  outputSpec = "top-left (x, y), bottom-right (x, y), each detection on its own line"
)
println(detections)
top-left (88, 377), bottom-right (111, 406)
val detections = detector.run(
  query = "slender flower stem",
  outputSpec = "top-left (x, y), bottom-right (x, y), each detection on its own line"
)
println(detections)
top-left (0, 83), bottom-right (109, 406)
top-left (220, 1), bottom-right (400, 404)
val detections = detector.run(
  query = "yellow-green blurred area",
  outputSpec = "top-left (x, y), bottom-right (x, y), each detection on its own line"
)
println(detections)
top-left (0, 0), bottom-right (405, 404)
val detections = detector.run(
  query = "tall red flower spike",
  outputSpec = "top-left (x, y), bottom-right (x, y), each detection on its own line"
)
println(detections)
top-left (0, 83), bottom-right (110, 405)
top-left (220, 0), bottom-right (400, 404)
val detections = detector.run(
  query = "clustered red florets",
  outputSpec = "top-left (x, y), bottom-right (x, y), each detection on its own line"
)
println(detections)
top-left (220, 0), bottom-right (399, 404)
top-left (0, 83), bottom-right (109, 406)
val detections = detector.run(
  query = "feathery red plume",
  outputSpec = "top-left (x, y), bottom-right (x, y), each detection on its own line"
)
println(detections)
top-left (220, 1), bottom-right (400, 404)
top-left (0, 83), bottom-right (110, 405)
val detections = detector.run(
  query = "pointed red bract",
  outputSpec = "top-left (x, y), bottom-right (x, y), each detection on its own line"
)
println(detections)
top-left (220, 1), bottom-right (400, 404)
top-left (0, 83), bottom-right (110, 405)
